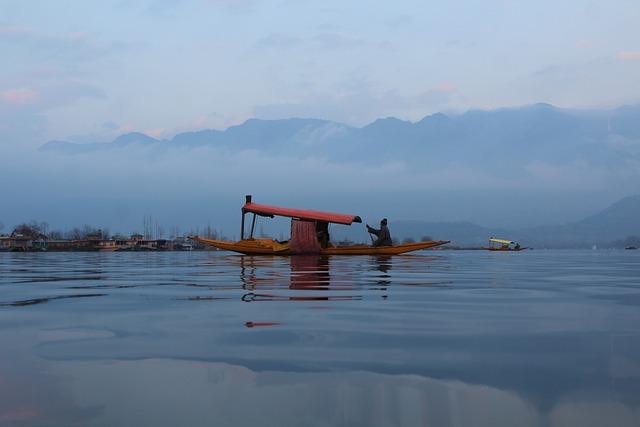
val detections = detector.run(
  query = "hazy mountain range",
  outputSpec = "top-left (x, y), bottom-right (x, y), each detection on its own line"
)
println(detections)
top-left (41, 104), bottom-right (640, 175)
top-left (2, 103), bottom-right (638, 241)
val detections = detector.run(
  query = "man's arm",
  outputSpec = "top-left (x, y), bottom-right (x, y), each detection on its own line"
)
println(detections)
top-left (367, 225), bottom-right (381, 236)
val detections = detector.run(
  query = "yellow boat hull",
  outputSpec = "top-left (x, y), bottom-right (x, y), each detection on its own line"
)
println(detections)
top-left (192, 237), bottom-right (449, 255)
top-left (483, 247), bottom-right (527, 252)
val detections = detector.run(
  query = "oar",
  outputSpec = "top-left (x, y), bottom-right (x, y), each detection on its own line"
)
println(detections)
top-left (366, 224), bottom-right (375, 244)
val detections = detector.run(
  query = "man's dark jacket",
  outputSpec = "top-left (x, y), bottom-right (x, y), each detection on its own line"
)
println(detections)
top-left (367, 224), bottom-right (392, 247)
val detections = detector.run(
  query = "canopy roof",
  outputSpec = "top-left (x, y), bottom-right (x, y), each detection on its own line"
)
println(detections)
top-left (489, 237), bottom-right (514, 245)
top-left (243, 202), bottom-right (362, 225)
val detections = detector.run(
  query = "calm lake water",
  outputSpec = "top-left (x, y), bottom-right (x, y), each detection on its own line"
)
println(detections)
top-left (1, 250), bottom-right (639, 427)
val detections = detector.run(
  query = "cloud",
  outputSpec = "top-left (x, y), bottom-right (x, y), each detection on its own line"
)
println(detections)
top-left (617, 51), bottom-right (640, 61)
top-left (0, 81), bottom-right (105, 113)
top-left (0, 82), bottom-right (105, 149)
top-left (252, 81), bottom-right (458, 125)
top-left (37, 82), bottom-right (106, 107)
top-left (0, 21), bottom-right (119, 148)
top-left (254, 32), bottom-right (389, 52)
top-left (0, 25), bottom-right (32, 36)
top-left (1, 88), bottom-right (39, 105)
top-left (203, 0), bottom-right (255, 4)
top-left (532, 65), bottom-right (561, 77)
top-left (575, 39), bottom-right (593, 49)
top-left (311, 33), bottom-right (370, 50)
top-left (385, 14), bottom-right (413, 29)
top-left (0, 24), bottom-right (128, 63)
top-left (144, 127), bottom-right (165, 138)
top-left (144, 0), bottom-right (188, 15)
top-left (102, 121), bottom-right (119, 130)
top-left (414, 83), bottom-right (457, 107)
top-left (201, 0), bottom-right (260, 13)
top-left (254, 33), bottom-right (302, 50)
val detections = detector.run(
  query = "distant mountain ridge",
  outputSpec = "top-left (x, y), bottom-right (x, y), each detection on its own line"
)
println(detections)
top-left (40, 104), bottom-right (640, 172)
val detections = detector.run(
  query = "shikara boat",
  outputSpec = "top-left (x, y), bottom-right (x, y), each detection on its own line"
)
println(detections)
top-left (192, 195), bottom-right (449, 256)
top-left (483, 237), bottom-right (527, 251)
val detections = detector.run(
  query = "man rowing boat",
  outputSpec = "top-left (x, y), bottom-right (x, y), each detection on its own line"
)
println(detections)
top-left (366, 218), bottom-right (392, 247)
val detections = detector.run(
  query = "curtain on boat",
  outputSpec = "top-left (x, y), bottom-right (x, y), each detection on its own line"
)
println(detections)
top-left (289, 220), bottom-right (321, 254)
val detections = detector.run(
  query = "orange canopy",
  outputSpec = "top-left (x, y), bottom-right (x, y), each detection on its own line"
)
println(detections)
top-left (243, 202), bottom-right (362, 225)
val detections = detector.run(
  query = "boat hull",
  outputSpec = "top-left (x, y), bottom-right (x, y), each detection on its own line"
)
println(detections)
top-left (483, 247), bottom-right (527, 251)
top-left (191, 237), bottom-right (449, 256)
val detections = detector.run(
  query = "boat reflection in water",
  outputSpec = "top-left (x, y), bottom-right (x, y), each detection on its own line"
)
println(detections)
top-left (289, 255), bottom-right (331, 290)
top-left (240, 255), bottom-right (362, 302)
top-left (237, 254), bottom-right (446, 305)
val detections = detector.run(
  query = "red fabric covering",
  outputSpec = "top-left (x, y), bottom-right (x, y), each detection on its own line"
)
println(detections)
top-left (289, 220), bottom-right (321, 254)
top-left (243, 202), bottom-right (361, 225)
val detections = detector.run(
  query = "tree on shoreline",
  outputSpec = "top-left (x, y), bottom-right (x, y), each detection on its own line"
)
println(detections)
top-left (66, 225), bottom-right (107, 240)
top-left (12, 221), bottom-right (49, 239)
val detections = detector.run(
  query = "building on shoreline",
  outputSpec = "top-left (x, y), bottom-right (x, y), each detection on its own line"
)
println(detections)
top-left (0, 233), bottom-right (48, 252)
top-left (0, 232), bottom-right (210, 252)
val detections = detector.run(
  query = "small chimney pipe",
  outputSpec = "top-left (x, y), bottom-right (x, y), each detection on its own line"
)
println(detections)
top-left (245, 195), bottom-right (252, 203)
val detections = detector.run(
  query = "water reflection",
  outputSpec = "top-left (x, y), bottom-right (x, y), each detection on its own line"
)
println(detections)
top-left (2, 251), bottom-right (640, 426)
top-left (374, 255), bottom-right (392, 275)
top-left (240, 255), bottom-right (363, 302)
top-left (289, 255), bottom-right (330, 290)
top-left (45, 359), bottom-right (547, 427)
top-left (0, 293), bottom-right (106, 307)
top-left (244, 321), bottom-right (281, 328)
top-left (3, 353), bottom-right (640, 427)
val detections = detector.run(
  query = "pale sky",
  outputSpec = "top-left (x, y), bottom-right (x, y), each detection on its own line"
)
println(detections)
top-left (1, 0), bottom-right (639, 145)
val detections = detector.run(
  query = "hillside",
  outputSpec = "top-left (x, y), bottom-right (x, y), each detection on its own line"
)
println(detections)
top-left (369, 195), bottom-right (640, 248)
top-left (517, 194), bottom-right (640, 247)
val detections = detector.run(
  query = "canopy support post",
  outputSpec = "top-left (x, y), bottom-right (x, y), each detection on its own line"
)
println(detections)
top-left (240, 211), bottom-right (245, 240)
top-left (250, 213), bottom-right (257, 239)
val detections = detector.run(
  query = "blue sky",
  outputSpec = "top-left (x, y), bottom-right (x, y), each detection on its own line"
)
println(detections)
top-left (1, 0), bottom-right (639, 144)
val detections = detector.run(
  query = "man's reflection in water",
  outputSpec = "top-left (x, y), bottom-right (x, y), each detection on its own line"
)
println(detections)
top-left (374, 255), bottom-right (392, 275)
top-left (373, 256), bottom-right (392, 297)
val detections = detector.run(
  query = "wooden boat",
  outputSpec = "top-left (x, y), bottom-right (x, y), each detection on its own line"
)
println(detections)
top-left (192, 236), bottom-right (448, 256)
top-left (192, 195), bottom-right (449, 256)
top-left (483, 237), bottom-right (527, 251)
